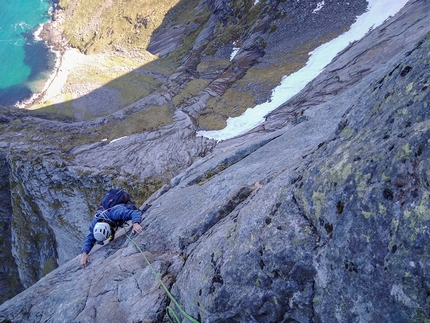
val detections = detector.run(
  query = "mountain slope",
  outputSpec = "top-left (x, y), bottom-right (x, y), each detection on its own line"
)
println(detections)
top-left (35, 0), bottom-right (367, 123)
top-left (0, 0), bottom-right (429, 322)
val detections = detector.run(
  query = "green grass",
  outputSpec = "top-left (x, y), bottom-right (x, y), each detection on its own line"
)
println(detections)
top-left (201, 0), bottom-right (263, 56)
top-left (86, 104), bottom-right (174, 143)
top-left (108, 73), bottom-right (163, 106)
top-left (172, 79), bottom-right (210, 106)
top-left (59, 0), bottom-right (180, 54)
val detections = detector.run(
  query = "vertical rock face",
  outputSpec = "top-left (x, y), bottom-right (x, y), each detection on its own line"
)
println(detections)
top-left (0, 110), bottom-right (216, 303)
top-left (1, 23), bottom-right (428, 321)
top-left (4, 152), bottom-right (119, 291)
top-left (163, 30), bottom-right (430, 323)
top-left (9, 155), bottom-right (77, 287)
top-left (0, 154), bottom-right (24, 304)
top-left (0, 1), bottom-right (429, 322)
top-left (289, 39), bottom-right (430, 321)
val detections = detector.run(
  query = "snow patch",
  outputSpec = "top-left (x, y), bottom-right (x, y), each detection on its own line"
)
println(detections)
top-left (197, 0), bottom-right (409, 141)
top-left (313, 1), bottom-right (325, 13)
top-left (230, 41), bottom-right (240, 60)
top-left (230, 47), bottom-right (240, 61)
top-left (110, 136), bottom-right (128, 144)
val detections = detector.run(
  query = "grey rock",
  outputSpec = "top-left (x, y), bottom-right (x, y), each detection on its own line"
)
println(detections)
top-left (265, 0), bottom-right (430, 130)
top-left (71, 110), bottom-right (216, 180)
top-left (147, 26), bottom-right (188, 58)
top-left (0, 1), bottom-right (429, 323)
top-left (0, 154), bottom-right (25, 304)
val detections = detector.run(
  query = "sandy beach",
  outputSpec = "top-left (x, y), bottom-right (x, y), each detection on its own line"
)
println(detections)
top-left (44, 49), bottom-right (83, 100)
top-left (15, 16), bottom-right (91, 111)
top-left (49, 48), bottom-right (93, 100)
top-left (20, 41), bottom-right (152, 114)
top-left (31, 48), bottom-right (89, 107)
top-left (15, 5), bottom-right (155, 117)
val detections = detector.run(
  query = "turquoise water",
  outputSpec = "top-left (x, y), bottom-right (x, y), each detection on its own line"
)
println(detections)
top-left (0, 0), bottom-right (55, 107)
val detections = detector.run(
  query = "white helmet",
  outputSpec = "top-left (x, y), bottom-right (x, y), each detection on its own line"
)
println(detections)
top-left (93, 222), bottom-right (111, 241)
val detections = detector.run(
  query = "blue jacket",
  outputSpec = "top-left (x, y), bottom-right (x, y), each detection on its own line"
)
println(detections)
top-left (81, 204), bottom-right (142, 254)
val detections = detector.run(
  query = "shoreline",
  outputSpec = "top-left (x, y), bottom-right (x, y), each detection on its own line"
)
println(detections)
top-left (16, 46), bottom-right (97, 111)
top-left (15, 4), bottom-right (73, 110)
top-left (15, 47), bottom-right (62, 110)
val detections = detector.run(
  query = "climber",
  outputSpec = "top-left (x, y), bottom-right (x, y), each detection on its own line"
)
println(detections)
top-left (80, 203), bottom-right (143, 268)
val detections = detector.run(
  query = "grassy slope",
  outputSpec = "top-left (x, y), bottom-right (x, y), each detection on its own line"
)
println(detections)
top-left (31, 0), bottom-right (205, 121)
top-left (59, 0), bottom-right (174, 54)
top-left (26, 0), bottom-right (354, 140)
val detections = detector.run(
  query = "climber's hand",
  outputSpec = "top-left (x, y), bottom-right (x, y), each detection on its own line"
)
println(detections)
top-left (132, 223), bottom-right (142, 234)
top-left (80, 252), bottom-right (90, 268)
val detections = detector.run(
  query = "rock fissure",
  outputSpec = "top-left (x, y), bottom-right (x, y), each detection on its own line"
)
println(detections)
top-left (187, 135), bottom-right (282, 186)
top-left (179, 185), bottom-right (254, 250)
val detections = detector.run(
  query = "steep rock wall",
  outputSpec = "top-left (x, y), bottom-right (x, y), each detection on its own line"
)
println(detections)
top-left (0, 110), bottom-right (215, 302)
top-left (3, 150), bottom-right (130, 291)
top-left (0, 6), bottom-right (428, 321)
top-left (0, 153), bottom-right (24, 304)
top-left (153, 0), bottom-right (368, 125)
top-left (290, 38), bottom-right (430, 322)
top-left (169, 34), bottom-right (430, 322)
top-left (7, 153), bottom-right (98, 288)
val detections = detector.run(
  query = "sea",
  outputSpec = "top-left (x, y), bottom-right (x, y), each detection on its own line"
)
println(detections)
top-left (0, 0), bottom-right (55, 108)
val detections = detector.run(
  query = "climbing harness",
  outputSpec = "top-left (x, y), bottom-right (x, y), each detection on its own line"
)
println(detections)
top-left (124, 228), bottom-right (200, 323)
top-left (95, 204), bottom-right (126, 223)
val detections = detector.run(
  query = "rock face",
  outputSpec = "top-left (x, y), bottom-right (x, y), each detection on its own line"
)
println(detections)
top-left (69, 110), bottom-right (216, 180)
top-left (7, 154), bottom-right (111, 287)
top-left (0, 0), bottom-right (429, 322)
top-left (0, 154), bottom-right (24, 304)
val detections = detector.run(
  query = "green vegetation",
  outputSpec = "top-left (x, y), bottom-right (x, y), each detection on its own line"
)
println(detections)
top-left (113, 175), bottom-right (167, 206)
top-left (32, 53), bottom-right (165, 119)
top-left (55, 103), bottom-right (174, 150)
top-left (32, 93), bottom-right (76, 119)
top-left (197, 31), bottom-right (345, 131)
top-left (0, 187), bottom-right (24, 304)
top-left (59, 0), bottom-right (176, 54)
top-left (197, 110), bottom-right (229, 130)
top-left (42, 258), bottom-right (58, 276)
top-left (29, 0), bottom-right (213, 121)
top-left (190, 163), bottom-right (230, 185)
top-left (58, 0), bottom-right (205, 55)
top-left (8, 175), bottom-right (58, 286)
top-left (98, 104), bottom-right (174, 138)
top-left (196, 58), bottom-right (230, 75)
top-left (108, 72), bottom-right (162, 106)
top-left (172, 79), bottom-right (210, 106)
top-left (0, 101), bottom-right (174, 153)
top-left (24, 0), bottom-right (355, 136)
top-left (163, 0), bottom-right (208, 25)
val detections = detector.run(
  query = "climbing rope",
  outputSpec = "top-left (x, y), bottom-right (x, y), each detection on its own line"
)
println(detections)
top-left (124, 228), bottom-right (200, 323)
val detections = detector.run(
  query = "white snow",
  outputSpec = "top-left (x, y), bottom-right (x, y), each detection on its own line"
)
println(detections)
top-left (109, 136), bottom-right (128, 144)
top-left (230, 47), bottom-right (240, 61)
top-left (230, 40), bottom-right (240, 60)
top-left (197, 0), bottom-right (409, 142)
top-left (313, 1), bottom-right (325, 13)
